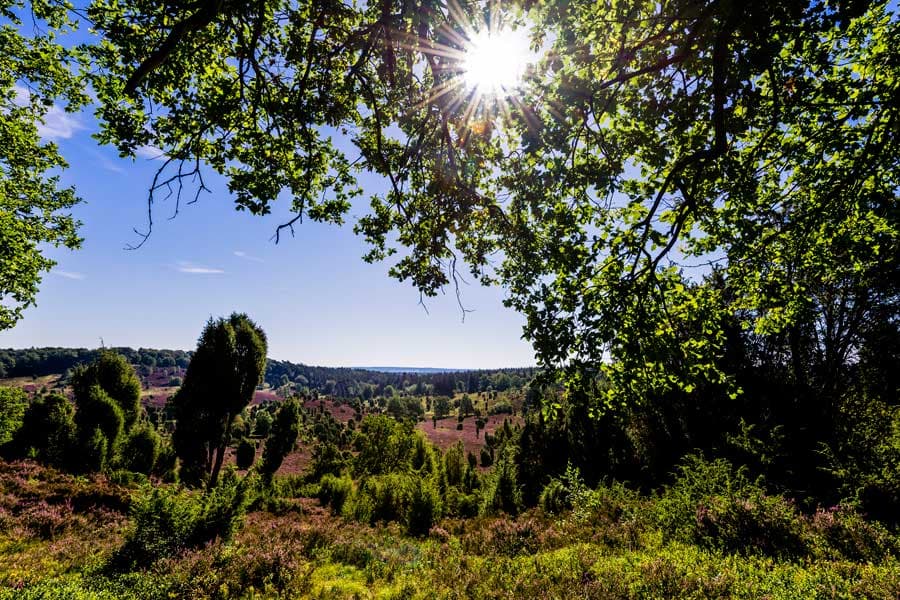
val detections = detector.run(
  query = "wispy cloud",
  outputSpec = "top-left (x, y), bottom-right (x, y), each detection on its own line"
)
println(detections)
top-left (13, 85), bottom-right (85, 141)
top-left (135, 145), bottom-right (165, 160)
top-left (38, 106), bottom-right (84, 140)
top-left (53, 270), bottom-right (85, 280)
top-left (233, 250), bottom-right (264, 263)
top-left (92, 150), bottom-right (124, 173)
top-left (176, 261), bottom-right (225, 274)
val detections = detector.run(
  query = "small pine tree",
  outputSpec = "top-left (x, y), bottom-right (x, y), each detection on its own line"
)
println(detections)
top-left (14, 394), bottom-right (76, 468)
top-left (72, 351), bottom-right (142, 430)
top-left (122, 425), bottom-right (161, 474)
top-left (259, 399), bottom-right (300, 481)
top-left (84, 427), bottom-right (109, 472)
top-left (235, 438), bottom-right (256, 470)
top-left (480, 447), bottom-right (494, 468)
top-left (75, 385), bottom-right (124, 470)
top-left (482, 447), bottom-right (522, 515)
top-left (253, 410), bottom-right (273, 437)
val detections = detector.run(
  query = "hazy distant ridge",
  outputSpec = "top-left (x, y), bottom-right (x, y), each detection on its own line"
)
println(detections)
top-left (352, 366), bottom-right (468, 374)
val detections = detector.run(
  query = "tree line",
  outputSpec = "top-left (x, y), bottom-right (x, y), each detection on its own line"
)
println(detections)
top-left (0, 346), bottom-right (534, 397)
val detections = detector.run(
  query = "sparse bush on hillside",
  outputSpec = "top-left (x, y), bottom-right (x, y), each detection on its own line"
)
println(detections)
top-left (488, 400), bottom-right (513, 415)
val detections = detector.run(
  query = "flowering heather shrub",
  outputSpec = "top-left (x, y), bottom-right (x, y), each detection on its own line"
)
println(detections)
top-left (428, 525), bottom-right (450, 543)
top-left (692, 493), bottom-right (808, 558)
top-left (457, 515), bottom-right (564, 557)
top-left (809, 505), bottom-right (900, 562)
top-left (19, 499), bottom-right (75, 539)
top-left (656, 455), bottom-right (808, 558)
top-left (0, 460), bottom-right (131, 516)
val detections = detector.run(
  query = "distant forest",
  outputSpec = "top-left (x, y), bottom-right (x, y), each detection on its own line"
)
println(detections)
top-left (0, 347), bottom-right (535, 398)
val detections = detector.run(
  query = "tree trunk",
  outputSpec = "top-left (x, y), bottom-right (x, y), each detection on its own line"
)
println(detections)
top-left (209, 442), bottom-right (227, 488)
top-left (208, 413), bottom-right (232, 488)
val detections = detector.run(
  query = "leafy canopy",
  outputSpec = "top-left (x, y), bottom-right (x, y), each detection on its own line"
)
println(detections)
top-left (0, 0), bottom-right (86, 329)
top-left (3, 0), bottom-right (898, 409)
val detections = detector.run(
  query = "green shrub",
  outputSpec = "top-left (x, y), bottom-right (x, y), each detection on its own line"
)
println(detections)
top-left (71, 351), bottom-right (142, 430)
top-left (480, 448), bottom-right (493, 467)
top-left (309, 442), bottom-right (345, 481)
top-left (488, 400), bottom-right (513, 415)
top-left (76, 385), bottom-right (124, 469)
top-left (253, 410), bottom-right (273, 437)
top-left (113, 471), bottom-right (254, 569)
top-left (318, 473), bottom-right (353, 514)
top-left (271, 474), bottom-right (319, 498)
top-left (340, 472), bottom-right (442, 535)
top-left (107, 469), bottom-right (149, 486)
top-left (152, 441), bottom-right (178, 483)
top-left (236, 438), bottom-right (256, 470)
top-left (121, 425), bottom-right (160, 475)
top-left (444, 486), bottom-right (480, 518)
top-left (0, 387), bottom-right (26, 447)
top-left (259, 399), bottom-right (300, 479)
top-left (656, 455), bottom-right (807, 558)
top-left (15, 393), bottom-right (76, 468)
top-left (539, 479), bottom-right (569, 514)
top-left (481, 446), bottom-right (522, 516)
top-left (407, 475), bottom-right (442, 536)
top-left (809, 505), bottom-right (900, 562)
top-left (83, 427), bottom-right (110, 472)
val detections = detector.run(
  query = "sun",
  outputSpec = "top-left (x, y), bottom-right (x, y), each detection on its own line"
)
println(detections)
top-left (461, 27), bottom-right (534, 95)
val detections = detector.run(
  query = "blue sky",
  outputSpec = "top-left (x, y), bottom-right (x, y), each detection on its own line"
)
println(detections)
top-left (0, 103), bottom-right (535, 368)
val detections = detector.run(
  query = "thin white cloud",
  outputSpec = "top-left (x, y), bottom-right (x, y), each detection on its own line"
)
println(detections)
top-left (233, 250), bottom-right (264, 263)
top-left (135, 144), bottom-right (165, 159)
top-left (53, 270), bottom-right (85, 280)
top-left (37, 105), bottom-right (83, 140)
top-left (13, 85), bottom-right (84, 141)
top-left (176, 261), bottom-right (225, 274)
top-left (92, 150), bottom-right (124, 173)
